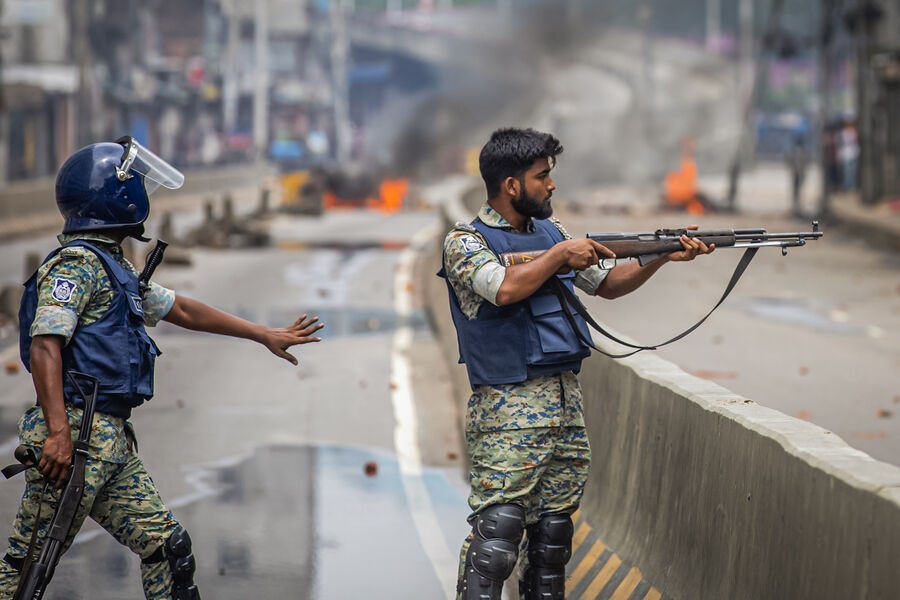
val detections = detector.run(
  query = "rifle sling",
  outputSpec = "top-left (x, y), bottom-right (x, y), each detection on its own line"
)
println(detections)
top-left (551, 247), bottom-right (759, 359)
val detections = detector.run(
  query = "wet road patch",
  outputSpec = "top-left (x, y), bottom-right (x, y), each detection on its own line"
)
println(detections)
top-left (39, 444), bottom-right (467, 600)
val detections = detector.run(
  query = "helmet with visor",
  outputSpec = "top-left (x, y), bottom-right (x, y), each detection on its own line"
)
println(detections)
top-left (56, 136), bottom-right (184, 238)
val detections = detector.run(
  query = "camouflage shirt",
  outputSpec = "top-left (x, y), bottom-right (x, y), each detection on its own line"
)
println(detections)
top-left (30, 232), bottom-right (175, 343)
top-left (24, 232), bottom-right (175, 462)
top-left (442, 204), bottom-right (609, 432)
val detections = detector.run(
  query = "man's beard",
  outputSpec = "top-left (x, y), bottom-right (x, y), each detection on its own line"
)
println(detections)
top-left (511, 187), bottom-right (553, 220)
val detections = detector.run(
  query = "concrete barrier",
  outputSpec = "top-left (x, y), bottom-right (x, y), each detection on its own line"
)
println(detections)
top-left (427, 180), bottom-right (900, 600)
top-left (579, 351), bottom-right (900, 600)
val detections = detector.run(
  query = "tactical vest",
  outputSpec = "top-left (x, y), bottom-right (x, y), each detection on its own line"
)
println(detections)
top-left (441, 218), bottom-right (591, 388)
top-left (19, 241), bottom-right (160, 418)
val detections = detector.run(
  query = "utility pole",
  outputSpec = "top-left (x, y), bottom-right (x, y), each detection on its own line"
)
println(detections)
top-left (853, 0), bottom-right (874, 204)
top-left (817, 0), bottom-right (837, 216)
top-left (706, 0), bottom-right (721, 51)
top-left (737, 0), bottom-right (754, 128)
top-left (222, 0), bottom-right (240, 137)
top-left (0, 0), bottom-right (5, 186)
top-left (726, 0), bottom-right (786, 212)
top-left (72, 0), bottom-right (95, 147)
top-left (253, 0), bottom-right (270, 161)
top-left (638, 1), bottom-right (655, 139)
top-left (330, 0), bottom-right (352, 163)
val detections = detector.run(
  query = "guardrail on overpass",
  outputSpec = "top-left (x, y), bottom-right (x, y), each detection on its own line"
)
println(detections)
top-left (424, 178), bottom-right (900, 600)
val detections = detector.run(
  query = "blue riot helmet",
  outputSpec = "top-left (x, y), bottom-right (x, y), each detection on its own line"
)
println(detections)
top-left (56, 136), bottom-right (185, 237)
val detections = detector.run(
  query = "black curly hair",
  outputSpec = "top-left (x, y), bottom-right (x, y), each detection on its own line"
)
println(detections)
top-left (478, 127), bottom-right (563, 199)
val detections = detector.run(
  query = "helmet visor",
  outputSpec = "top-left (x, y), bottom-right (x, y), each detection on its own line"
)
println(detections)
top-left (117, 136), bottom-right (185, 195)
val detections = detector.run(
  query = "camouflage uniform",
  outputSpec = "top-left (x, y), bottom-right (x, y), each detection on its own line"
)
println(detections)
top-left (443, 205), bottom-right (608, 594)
top-left (0, 232), bottom-right (179, 599)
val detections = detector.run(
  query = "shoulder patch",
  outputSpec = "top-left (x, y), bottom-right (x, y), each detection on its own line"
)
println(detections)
top-left (460, 236), bottom-right (485, 254)
top-left (50, 278), bottom-right (79, 303)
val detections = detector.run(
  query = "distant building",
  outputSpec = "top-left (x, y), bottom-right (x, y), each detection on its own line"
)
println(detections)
top-left (0, 0), bottom-right (75, 183)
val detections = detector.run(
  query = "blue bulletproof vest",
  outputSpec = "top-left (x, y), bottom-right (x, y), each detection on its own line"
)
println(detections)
top-left (441, 218), bottom-right (592, 388)
top-left (19, 241), bottom-right (160, 418)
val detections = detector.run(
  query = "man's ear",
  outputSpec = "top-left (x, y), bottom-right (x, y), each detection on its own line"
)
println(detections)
top-left (504, 176), bottom-right (519, 197)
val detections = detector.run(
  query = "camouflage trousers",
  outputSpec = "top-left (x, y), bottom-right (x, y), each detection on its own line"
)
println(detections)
top-left (456, 426), bottom-right (591, 598)
top-left (0, 410), bottom-right (181, 599)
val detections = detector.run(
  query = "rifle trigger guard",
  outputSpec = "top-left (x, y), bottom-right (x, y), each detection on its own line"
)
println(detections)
top-left (599, 257), bottom-right (617, 270)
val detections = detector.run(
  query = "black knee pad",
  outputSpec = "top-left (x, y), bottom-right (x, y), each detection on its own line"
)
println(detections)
top-left (143, 525), bottom-right (200, 600)
top-left (527, 513), bottom-right (573, 567)
top-left (522, 513), bottom-right (574, 600)
top-left (167, 526), bottom-right (200, 600)
top-left (459, 504), bottom-right (526, 600)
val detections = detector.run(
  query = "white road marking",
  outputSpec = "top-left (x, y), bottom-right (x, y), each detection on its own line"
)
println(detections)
top-left (392, 223), bottom-right (457, 598)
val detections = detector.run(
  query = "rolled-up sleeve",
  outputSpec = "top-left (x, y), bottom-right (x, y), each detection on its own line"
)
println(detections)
top-left (30, 306), bottom-right (79, 343)
top-left (575, 264), bottom-right (609, 295)
top-left (30, 256), bottom-right (96, 343)
top-left (141, 282), bottom-right (176, 326)
top-left (444, 231), bottom-right (506, 306)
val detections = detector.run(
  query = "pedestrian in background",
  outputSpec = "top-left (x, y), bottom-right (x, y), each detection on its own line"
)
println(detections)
top-left (0, 137), bottom-right (324, 599)
top-left (823, 124), bottom-right (841, 192)
top-left (786, 134), bottom-right (809, 217)
top-left (838, 117), bottom-right (860, 190)
top-left (440, 127), bottom-right (714, 600)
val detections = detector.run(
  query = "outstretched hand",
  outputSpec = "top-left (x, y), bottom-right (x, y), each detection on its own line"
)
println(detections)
top-left (261, 314), bottom-right (324, 365)
top-left (667, 225), bottom-right (715, 262)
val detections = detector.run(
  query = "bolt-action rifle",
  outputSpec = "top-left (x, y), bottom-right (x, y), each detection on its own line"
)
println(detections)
top-left (498, 222), bottom-right (824, 358)
top-left (499, 222), bottom-right (823, 267)
top-left (1, 372), bottom-right (99, 600)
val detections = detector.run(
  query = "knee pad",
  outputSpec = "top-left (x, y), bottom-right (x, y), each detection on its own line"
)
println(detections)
top-left (527, 513), bottom-right (573, 567)
top-left (522, 513), bottom-right (574, 600)
top-left (459, 504), bottom-right (526, 600)
top-left (143, 525), bottom-right (200, 600)
top-left (167, 526), bottom-right (200, 600)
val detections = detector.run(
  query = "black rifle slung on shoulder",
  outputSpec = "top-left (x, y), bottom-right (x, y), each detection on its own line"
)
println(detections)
top-left (4, 372), bottom-right (99, 600)
top-left (138, 239), bottom-right (169, 296)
